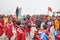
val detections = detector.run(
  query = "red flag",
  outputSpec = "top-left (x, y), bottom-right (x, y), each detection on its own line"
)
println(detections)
top-left (48, 7), bottom-right (52, 12)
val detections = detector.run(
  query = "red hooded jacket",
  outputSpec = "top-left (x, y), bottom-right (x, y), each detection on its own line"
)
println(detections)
top-left (24, 20), bottom-right (31, 33)
top-left (43, 30), bottom-right (50, 40)
top-left (34, 29), bottom-right (41, 40)
top-left (5, 22), bottom-right (13, 38)
top-left (0, 19), bottom-right (4, 27)
top-left (0, 23), bottom-right (3, 36)
top-left (56, 32), bottom-right (60, 40)
top-left (15, 26), bottom-right (26, 40)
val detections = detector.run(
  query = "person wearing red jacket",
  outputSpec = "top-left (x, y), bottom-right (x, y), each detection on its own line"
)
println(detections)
top-left (0, 23), bottom-right (3, 36)
top-left (24, 19), bottom-right (31, 36)
top-left (5, 20), bottom-right (13, 40)
top-left (34, 17), bottom-right (42, 40)
top-left (34, 26), bottom-right (41, 40)
top-left (41, 24), bottom-right (50, 40)
top-left (0, 16), bottom-right (4, 27)
top-left (43, 28), bottom-right (50, 40)
top-left (15, 21), bottom-right (26, 40)
top-left (0, 16), bottom-right (4, 36)
top-left (13, 17), bottom-right (16, 27)
top-left (56, 32), bottom-right (60, 40)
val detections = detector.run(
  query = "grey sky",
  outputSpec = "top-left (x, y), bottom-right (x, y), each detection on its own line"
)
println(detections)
top-left (0, 0), bottom-right (60, 15)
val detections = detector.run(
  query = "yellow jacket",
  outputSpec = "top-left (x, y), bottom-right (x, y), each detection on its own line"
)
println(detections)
top-left (54, 19), bottom-right (59, 30)
top-left (3, 17), bottom-right (8, 24)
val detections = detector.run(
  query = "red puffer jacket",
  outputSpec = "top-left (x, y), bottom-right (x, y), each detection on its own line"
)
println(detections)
top-left (43, 30), bottom-right (50, 40)
top-left (5, 22), bottom-right (13, 38)
top-left (15, 26), bottom-right (26, 40)
top-left (34, 29), bottom-right (41, 40)
top-left (56, 32), bottom-right (60, 40)
top-left (24, 20), bottom-right (31, 33)
top-left (0, 23), bottom-right (3, 36)
top-left (0, 19), bottom-right (4, 26)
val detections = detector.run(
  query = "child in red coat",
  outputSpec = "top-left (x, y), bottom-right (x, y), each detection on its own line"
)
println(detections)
top-left (24, 19), bottom-right (31, 36)
top-left (42, 27), bottom-right (50, 40)
top-left (15, 21), bottom-right (26, 40)
top-left (34, 18), bottom-right (42, 40)
top-left (34, 25), bottom-right (41, 40)
top-left (0, 23), bottom-right (3, 36)
top-left (40, 24), bottom-right (50, 40)
top-left (5, 20), bottom-right (13, 40)
top-left (56, 32), bottom-right (60, 40)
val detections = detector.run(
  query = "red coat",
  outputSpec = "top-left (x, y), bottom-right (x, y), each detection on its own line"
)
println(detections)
top-left (15, 26), bottom-right (26, 40)
top-left (56, 32), bottom-right (60, 40)
top-left (0, 24), bottom-right (3, 36)
top-left (13, 19), bottom-right (16, 27)
top-left (0, 19), bottom-right (4, 27)
top-left (5, 22), bottom-right (13, 38)
top-left (34, 30), bottom-right (41, 40)
top-left (43, 30), bottom-right (49, 35)
top-left (24, 20), bottom-right (31, 33)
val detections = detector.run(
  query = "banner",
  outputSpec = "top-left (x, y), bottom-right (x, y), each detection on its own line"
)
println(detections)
top-left (48, 7), bottom-right (52, 12)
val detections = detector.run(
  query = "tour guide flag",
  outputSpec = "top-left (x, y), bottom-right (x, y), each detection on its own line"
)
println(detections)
top-left (48, 7), bottom-right (52, 12)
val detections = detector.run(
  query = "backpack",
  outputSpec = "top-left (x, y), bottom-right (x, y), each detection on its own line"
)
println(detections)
top-left (39, 31), bottom-right (48, 40)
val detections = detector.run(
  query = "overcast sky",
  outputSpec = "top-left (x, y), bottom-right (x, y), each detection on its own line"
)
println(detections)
top-left (0, 0), bottom-right (60, 15)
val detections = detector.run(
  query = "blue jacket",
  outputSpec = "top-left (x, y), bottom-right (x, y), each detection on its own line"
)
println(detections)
top-left (39, 31), bottom-right (48, 40)
top-left (54, 30), bottom-right (58, 40)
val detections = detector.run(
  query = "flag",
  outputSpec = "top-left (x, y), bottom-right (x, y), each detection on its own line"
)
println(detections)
top-left (48, 7), bottom-right (52, 12)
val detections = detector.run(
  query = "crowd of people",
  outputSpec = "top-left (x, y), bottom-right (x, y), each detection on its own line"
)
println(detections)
top-left (0, 14), bottom-right (60, 40)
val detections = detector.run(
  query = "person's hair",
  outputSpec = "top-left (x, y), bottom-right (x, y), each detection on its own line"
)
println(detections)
top-left (36, 18), bottom-right (42, 27)
top-left (27, 15), bottom-right (30, 20)
top-left (43, 24), bottom-right (47, 29)
top-left (16, 21), bottom-right (21, 25)
top-left (27, 16), bottom-right (30, 20)
top-left (36, 25), bottom-right (40, 28)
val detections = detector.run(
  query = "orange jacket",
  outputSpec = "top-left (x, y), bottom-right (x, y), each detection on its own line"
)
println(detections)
top-left (54, 19), bottom-right (59, 30)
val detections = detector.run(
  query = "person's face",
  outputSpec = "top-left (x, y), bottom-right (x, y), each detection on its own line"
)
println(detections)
top-left (47, 17), bottom-right (50, 20)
